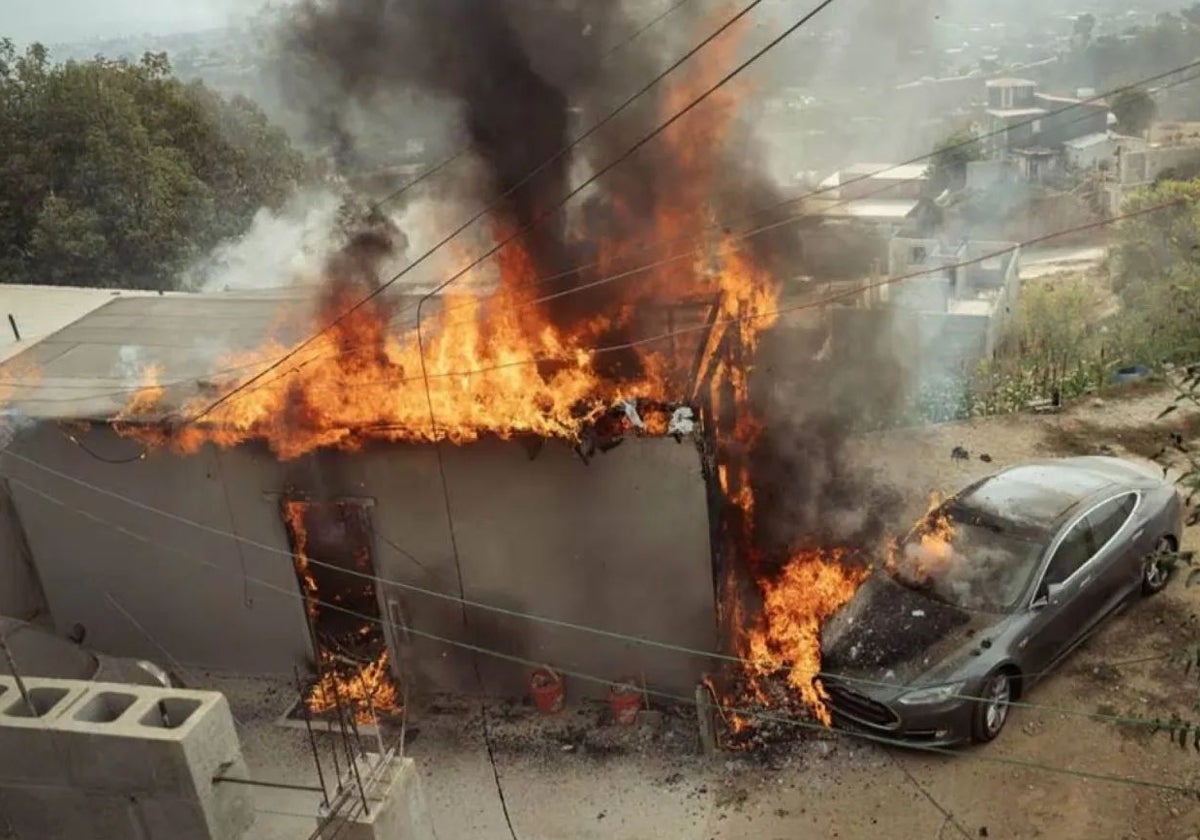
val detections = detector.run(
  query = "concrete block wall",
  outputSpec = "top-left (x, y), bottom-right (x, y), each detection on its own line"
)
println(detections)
top-left (0, 675), bottom-right (254, 840)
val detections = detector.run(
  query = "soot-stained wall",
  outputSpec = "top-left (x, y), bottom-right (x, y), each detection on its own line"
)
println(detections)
top-left (2, 424), bottom-right (717, 698)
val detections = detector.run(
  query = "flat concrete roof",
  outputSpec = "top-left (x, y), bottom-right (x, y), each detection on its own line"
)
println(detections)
top-left (0, 290), bottom-right (423, 422)
top-left (820, 199), bottom-right (920, 221)
top-left (0, 284), bottom-right (176, 364)
top-left (986, 107), bottom-right (1048, 119)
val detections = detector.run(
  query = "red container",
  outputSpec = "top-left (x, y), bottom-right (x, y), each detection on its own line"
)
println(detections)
top-left (609, 679), bottom-right (643, 726)
top-left (530, 668), bottom-right (564, 714)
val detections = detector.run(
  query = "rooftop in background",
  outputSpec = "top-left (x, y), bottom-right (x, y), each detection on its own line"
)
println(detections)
top-left (986, 77), bottom-right (1037, 87)
top-left (0, 284), bottom-right (181, 364)
top-left (837, 163), bottom-right (930, 182)
top-left (816, 199), bottom-right (921, 221)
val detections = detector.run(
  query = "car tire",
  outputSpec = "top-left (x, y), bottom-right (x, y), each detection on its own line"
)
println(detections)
top-left (970, 670), bottom-right (1013, 744)
top-left (1141, 536), bottom-right (1175, 596)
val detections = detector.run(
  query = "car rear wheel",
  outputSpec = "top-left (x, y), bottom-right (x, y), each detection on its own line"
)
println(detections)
top-left (1142, 536), bottom-right (1175, 596)
top-left (971, 670), bottom-right (1012, 743)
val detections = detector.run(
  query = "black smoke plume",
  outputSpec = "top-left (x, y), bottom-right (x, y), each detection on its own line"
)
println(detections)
top-left (274, 1), bottom-right (803, 343)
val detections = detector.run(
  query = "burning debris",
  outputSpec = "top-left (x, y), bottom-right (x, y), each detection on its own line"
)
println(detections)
top-left (284, 500), bottom-right (402, 726)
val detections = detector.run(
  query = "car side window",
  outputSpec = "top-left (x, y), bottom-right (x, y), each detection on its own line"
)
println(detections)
top-left (1086, 493), bottom-right (1137, 550)
top-left (1042, 519), bottom-right (1095, 592)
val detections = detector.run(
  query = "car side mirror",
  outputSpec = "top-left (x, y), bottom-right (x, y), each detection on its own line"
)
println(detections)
top-left (1032, 582), bottom-right (1065, 610)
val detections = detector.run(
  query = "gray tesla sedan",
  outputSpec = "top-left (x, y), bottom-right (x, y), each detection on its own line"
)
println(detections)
top-left (819, 456), bottom-right (1185, 746)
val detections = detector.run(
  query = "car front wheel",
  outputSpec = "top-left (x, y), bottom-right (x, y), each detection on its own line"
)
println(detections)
top-left (1142, 536), bottom-right (1175, 596)
top-left (971, 670), bottom-right (1012, 743)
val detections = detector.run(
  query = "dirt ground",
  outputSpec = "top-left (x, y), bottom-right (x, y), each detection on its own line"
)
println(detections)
top-left (213, 383), bottom-right (1200, 840)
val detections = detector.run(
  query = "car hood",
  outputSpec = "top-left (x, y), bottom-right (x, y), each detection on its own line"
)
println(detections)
top-left (820, 572), bottom-right (1007, 688)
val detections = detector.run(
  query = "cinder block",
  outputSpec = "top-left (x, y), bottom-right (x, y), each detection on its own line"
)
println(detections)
top-left (0, 677), bottom-right (89, 786)
top-left (336, 756), bottom-right (435, 840)
top-left (56, 681), bottom-right (254, 839)
top-left (0, 678), bottom-right (254, 839)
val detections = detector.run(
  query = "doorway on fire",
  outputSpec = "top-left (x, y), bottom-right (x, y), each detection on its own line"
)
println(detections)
top-left (281, 498), bottom-right (402, 725)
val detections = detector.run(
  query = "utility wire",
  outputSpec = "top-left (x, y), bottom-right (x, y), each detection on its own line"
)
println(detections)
top-left (188, 0), bottom-right (793, 424)
top-left (0, 451), bottom-right (1186, 720)
top-left (6, 60), bottom-right (1200, 405)
top-left (135, 61), bottom-right (1200, 400)
top-left (358, 0), bottom-right (699, 215)
top-left (169, 194), bottom-right (1190, 398)
top-left (7, 472), bottom-right (1199, 799)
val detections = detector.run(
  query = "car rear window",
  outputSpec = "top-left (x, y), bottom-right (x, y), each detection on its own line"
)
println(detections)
top-left (1087, 493), bottom-right (1137, 549)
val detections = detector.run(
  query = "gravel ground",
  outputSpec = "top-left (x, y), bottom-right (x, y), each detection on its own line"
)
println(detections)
top-left (201, 384), bottom-right (1200, 840)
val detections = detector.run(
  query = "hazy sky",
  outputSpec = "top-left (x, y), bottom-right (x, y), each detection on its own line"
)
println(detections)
top-left (0, 0), bottom-right (259, 44)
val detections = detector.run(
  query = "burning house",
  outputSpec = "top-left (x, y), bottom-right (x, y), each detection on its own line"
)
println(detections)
top-left (0, 1), bottom-right (913, 737)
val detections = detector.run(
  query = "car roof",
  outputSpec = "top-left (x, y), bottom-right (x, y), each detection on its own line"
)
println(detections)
top-left (957, 458), bottom-right (1132, 532)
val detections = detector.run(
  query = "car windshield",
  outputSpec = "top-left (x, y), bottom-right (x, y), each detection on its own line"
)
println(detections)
top-left (889, 502), bottom-right (1049, 612)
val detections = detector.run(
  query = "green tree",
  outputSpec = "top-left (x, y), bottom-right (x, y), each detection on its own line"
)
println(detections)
top-left (1110, 179), bottom-right (1200, 365)
top-left (0, 40), bottom-right (309, 290)
top-left (1111, 88), bottom-right (1158, 137)
top-left (926, 129), bottom-right (983, 195)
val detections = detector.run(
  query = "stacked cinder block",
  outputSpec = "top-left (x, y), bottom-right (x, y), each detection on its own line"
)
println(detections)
top-left (0, 675), bottom-right (254, 840)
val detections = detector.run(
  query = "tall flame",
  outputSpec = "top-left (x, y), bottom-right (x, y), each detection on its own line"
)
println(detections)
top-left (743, 550), bottom-right (869, 725)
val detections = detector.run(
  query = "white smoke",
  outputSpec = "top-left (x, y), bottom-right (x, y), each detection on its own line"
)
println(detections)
top-left (180, 189), bottom-right (345, 293)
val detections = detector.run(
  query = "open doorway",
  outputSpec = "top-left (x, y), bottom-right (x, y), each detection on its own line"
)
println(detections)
top-left (281, 499), bottom-right (400, 725)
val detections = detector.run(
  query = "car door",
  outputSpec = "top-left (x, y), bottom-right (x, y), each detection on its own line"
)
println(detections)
top-left (1020, 516), bottom-right (1097, 673)
top-left (1083, 492), bottom-right (1140, 615)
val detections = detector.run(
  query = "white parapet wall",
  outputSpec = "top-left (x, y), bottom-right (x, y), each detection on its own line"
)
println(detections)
top-left (0, 675), bottom-right (254, 840)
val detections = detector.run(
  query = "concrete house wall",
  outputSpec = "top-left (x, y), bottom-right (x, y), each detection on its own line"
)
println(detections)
top-left (1, 423), bottom-right (717, 699)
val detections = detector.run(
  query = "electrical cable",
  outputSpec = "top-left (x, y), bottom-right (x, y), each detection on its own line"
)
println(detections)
top-left (141, 62), bottom-right (1200, 402)
top-left (184, 195), bottom-right (1192, 398)
top-left (59, 427), bottom-right (148, 464)
top-left (188, 0), bottom-right (796, 424)
top-left (356, 0), bottom-right (699, 216)
top-left (5, 61), bottom-right (1200, 405)
top-left (7, 472), bottom-right (1199, 798)
top-left (0, 450), bottom-right (1187, 720)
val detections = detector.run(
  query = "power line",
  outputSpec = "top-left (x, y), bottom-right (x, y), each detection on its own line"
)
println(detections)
top-left (5, 61), bottom-right (1199, 406)
top-left (359, 0), bottom-right (698, 215)
top-left (0, 446), bottom-right (1184, 719)
top-left (188, 0), bottom-right (797, 424)
top-left (190, 194), bottom-right (1191, 398)
top-left (170, 61), bottom-right (1200, 398)
top-left (7, 473), bottom-right (1199, 798)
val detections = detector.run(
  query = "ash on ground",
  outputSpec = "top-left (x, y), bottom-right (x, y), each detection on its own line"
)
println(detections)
top-left (718, 672), bottom-right (827, 756)
top-left (418, 695), bottom-right (703, 766)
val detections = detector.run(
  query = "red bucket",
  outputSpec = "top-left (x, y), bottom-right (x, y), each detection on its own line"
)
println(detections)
top-left (609, 678), bottom-right (643, 726)
top-left (530, 667), bottom-right (564, 714)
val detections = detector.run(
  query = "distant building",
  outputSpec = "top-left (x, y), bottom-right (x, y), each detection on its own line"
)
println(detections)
top-left (1063, 131), bottom-right (1147, 171)
top-left (982, 78), bottom-right (1111, 165)
top-left (812, 163), bottom-right (929, 231)
top-left (833, 234), bottom-right (1022, 388)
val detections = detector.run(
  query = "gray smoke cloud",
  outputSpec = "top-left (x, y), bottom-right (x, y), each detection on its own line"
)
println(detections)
top-left (272, 0), bottom-right (803, 357)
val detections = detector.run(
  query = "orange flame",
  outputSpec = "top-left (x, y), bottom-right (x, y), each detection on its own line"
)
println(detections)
top-left (743, 550), bottom-right (869, 725)
top-left (309, 649), bottom-right (400, 726)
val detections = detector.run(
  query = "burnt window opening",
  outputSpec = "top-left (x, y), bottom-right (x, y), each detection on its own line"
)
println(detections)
top-left (281, 499), bottom-right (400, 725)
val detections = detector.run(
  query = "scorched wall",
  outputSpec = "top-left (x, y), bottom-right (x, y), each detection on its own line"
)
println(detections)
top-left (1, 423), bottom-right (717, 699)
